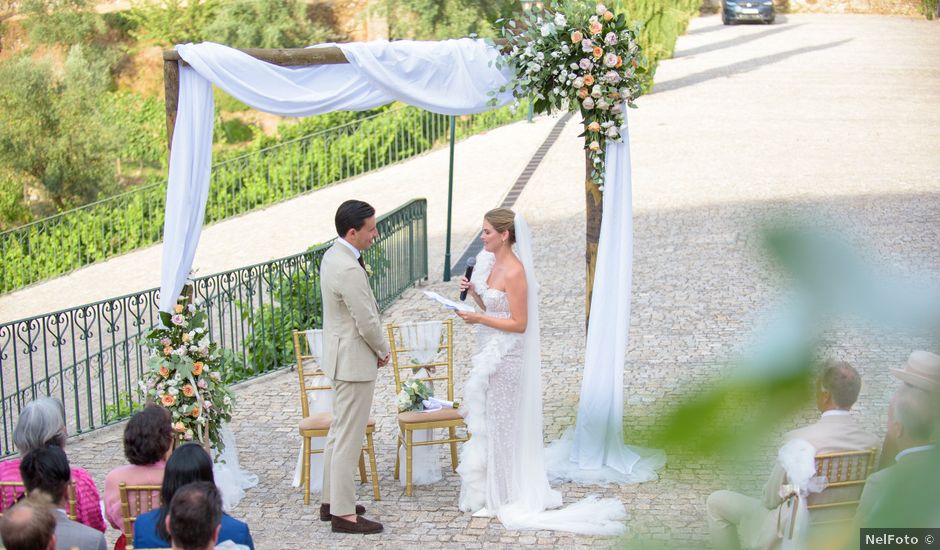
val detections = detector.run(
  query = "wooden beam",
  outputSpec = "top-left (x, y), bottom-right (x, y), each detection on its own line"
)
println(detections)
top-left (584, 152), bottom-right (602, 327)
top-left (163, 58), bottom-right (180, 152)
top-left (162, 47), bottom-right (351, 67)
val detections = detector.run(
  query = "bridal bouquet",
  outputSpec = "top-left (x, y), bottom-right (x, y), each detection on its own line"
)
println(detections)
top-left (140, 282), bottom-right (236, 453)
top-left (489, 1), bottom-right (647, 190)
top-left (397, 377), bottom-right (433, 413)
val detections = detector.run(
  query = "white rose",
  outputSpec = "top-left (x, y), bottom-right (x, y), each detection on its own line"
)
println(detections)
top-left (596, 4), bottom-right (607, 15)
top-left (606, 126), bottom-right (620, 138)
top-left (572, 77), bottom-right (584, 88)
top-left (591, 84), bottom-right (603, 98)
top-left (611, 103), bottom-right (623, 114)
top-left (554, 12), bottom-right (567, 26)
top-left (582, 97), bottom-right (595, 110)
top-left (597, 98), bottom-right (610, 110)
top-left (540, 23), bottom-right (555, 37)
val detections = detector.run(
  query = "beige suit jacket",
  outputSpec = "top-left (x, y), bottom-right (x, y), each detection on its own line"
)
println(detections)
top-left (762, 413), bottom-right (881, 523)
top-left (319, 241), bottom-right (389, 382)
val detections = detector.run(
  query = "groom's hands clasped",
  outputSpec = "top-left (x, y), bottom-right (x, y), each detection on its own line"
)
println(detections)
top-left (377, 354), bottom-right (390, 367)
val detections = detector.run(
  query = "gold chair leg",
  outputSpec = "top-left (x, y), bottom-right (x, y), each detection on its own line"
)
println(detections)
top-left (393, 435), bottom-right (401, 481)
top-left (358, 451), bottom-right (367, 485)
top-left (366, 432), bottom-right (381, 501)
top-left (448, 426), bottom-right (458, 472)
top-left (405, 429), bottom-right (414, 497)
top-left (301, 436), bottom-right (311, 505)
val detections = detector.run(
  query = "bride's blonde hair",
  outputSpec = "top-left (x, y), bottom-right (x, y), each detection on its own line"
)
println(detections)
top-left (484, 208), bottom-right (516, 244)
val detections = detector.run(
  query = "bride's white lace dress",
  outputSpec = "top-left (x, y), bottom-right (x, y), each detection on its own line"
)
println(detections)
top-left (456, 214), bottom-right (630, 536)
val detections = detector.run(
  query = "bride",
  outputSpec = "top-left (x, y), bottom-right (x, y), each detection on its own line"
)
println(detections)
top-left (454, 208), bottom-right (627, 535)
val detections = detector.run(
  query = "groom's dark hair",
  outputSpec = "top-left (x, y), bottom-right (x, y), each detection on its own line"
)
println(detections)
top-left (335, 200), bottom-right (376, 238)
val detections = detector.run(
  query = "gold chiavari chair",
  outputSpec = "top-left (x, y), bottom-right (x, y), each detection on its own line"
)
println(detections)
top-left (292, 330), bottom-right (380, 505)
top-left (387, 320), bottom-right (468, 496)
top-left (807, 447), bottom-right (878, 525)
top-left (119, 482), bottom-right (161, 550)
top-left (0, 480), bottom-right (78, 520)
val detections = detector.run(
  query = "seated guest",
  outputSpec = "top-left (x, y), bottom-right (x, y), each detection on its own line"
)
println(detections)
top-left (856, 382), bottom-right (939, 527)
top-left (165, 482), bottom-right (223, 550)
top-left (706, 361), bottom-right (880, 549)
top-left (20, 445), bottom-right (106, 550)
top-left (0, 494), bottom-right (58, 550)
top-left (104, 405), bottom-right (174, 534)
top-left (0, 397), bottom-right (106, 532)
top-left (133, 444), bottom-right (254, 550)
top-left (877, 350), bottom-right (940, 469)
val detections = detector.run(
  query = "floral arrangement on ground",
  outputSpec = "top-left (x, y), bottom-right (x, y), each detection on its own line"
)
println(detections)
top-left (490, 1), bottom-right (648, 190)
top-left (140, 283), bottom-right (236, 453)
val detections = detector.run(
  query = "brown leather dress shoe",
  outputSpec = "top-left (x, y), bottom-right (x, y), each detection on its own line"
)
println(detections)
top-left (319, 503), bottom-right (366, 521)
top-left (331, 514), bottom-right (383, 534)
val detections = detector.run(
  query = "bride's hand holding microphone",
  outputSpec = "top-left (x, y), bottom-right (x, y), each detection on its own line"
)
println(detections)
top-left (456, 276), bottom-right (483, 324)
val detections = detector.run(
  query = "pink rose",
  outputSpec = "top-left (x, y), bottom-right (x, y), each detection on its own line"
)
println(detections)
top-left (571, 30), bottom-right (583, 43)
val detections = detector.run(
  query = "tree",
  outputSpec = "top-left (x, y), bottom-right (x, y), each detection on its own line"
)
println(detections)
top-left (125, 0), bottom-right (218, 47)
top-left (202, 0), bottom-right (333, 49)
top-left (0, 46), bottom-right (120, 212)
top-left (380, 0), bottom-right (518, 40)
top-left (20, 0), bottom-right (106, 47)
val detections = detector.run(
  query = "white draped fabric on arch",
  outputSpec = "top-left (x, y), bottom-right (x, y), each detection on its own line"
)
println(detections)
top-left (158, 37), bottom-right (663, 524)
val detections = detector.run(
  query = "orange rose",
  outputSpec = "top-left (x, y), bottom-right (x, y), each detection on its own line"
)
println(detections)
top-left (587, 121), bottom-right (602, 133)
top-left (192, 361), bottom-right (204, 376)
top-left (163, 346), bottom-right (172, 356)
top-left (589, 21), bottom-right (603, 35)
top-left (603, 10), bottom-right (614, 21)
top-left (578, 87), bottom-right (590, 99)
top-left (190, 406), bottom-right (201, 418)
top-left (616, 56), bottom-right (623, 68)
top-left (174, 304), bottom-right (183, 314)
top-left (570, 30), bottom-right (583, 43)
top-left (592, 46), bottom-right (604, 59)
top-left (159, 365), bottom-right (170, 378)
top-left (583, 74), bottom-right (595, 86)
top-left (173, 421), bottom-right (186, 432)
top-left (161, 394), bottom-right (176, 407)
top-left (183, 385), bottom-right (195, 397)
top-left (181, 333), bottom-right (191, 343)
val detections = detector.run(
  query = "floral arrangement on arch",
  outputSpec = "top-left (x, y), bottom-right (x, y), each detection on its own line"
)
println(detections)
top-left (490, 1), bottom-right (647, 190)
top-left (140, 282), bottom-right (236, 453)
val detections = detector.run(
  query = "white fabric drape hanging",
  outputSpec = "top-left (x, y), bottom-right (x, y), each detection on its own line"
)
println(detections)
top-left (545, 111), bottom-right (666, 483)
top-left (159, 39), bottom-right (514, 312)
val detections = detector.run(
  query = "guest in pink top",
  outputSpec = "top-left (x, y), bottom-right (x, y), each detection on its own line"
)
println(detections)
top-left (103, 405), bottom-right (173, 531)
top-left (0, 397), bottom-right (106, 532)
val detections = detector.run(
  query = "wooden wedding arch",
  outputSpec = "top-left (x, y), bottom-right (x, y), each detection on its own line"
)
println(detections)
top-left (162, 46), bottom-right (604, 321)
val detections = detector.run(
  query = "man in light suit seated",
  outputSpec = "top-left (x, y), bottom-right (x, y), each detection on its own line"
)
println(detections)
top-left (20, 444), bottom-right (106, 550)
top-left (855, 352), bottom-right (940, 528)
top-left (706, 361), bottom-right (880, 550)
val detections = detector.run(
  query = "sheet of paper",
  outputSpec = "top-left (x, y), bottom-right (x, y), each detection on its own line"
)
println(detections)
top-left (423, 290), bottom-right (474, 313)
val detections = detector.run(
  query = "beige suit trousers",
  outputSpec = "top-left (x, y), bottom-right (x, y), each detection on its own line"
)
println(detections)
top-left (322, 377), bottom-right (376, 516)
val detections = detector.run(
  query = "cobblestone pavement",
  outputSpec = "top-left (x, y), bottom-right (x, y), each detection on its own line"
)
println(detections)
top-left (60, 14), bottom-right (940, 549)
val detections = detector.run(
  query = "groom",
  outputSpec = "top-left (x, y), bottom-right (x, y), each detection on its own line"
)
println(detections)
top-left (319, 199), bottom-right (390, 534)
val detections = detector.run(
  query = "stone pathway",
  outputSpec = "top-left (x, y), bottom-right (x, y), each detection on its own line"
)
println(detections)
top-left (53, 13), bottom-right (940, 548)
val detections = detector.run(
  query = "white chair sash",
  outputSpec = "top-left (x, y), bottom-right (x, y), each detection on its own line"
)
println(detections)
top-left (292, 329), bottom-right (335, 492)
top-left (398, 321), bottom-right (445, 486)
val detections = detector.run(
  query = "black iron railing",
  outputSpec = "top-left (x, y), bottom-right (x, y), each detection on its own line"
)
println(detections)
top-left (0, 199), bottom-right (427, 457)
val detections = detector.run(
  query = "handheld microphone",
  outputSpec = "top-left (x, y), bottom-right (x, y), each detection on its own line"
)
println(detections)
top-left (459, 257), bottom-right (477, 301)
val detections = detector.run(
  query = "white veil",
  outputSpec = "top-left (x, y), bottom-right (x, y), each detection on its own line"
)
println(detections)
top-left (496, 213), bottom-right (628, 535)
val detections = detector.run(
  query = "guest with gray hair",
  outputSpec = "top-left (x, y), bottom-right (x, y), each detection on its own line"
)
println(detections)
top-left (0, 397), bottom-right (106, 532)
top-left (856, 378), bottom-right (940, 527)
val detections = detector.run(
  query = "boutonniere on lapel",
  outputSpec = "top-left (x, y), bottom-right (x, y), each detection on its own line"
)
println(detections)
top-left (364, 263), bottom-right (374, 278)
